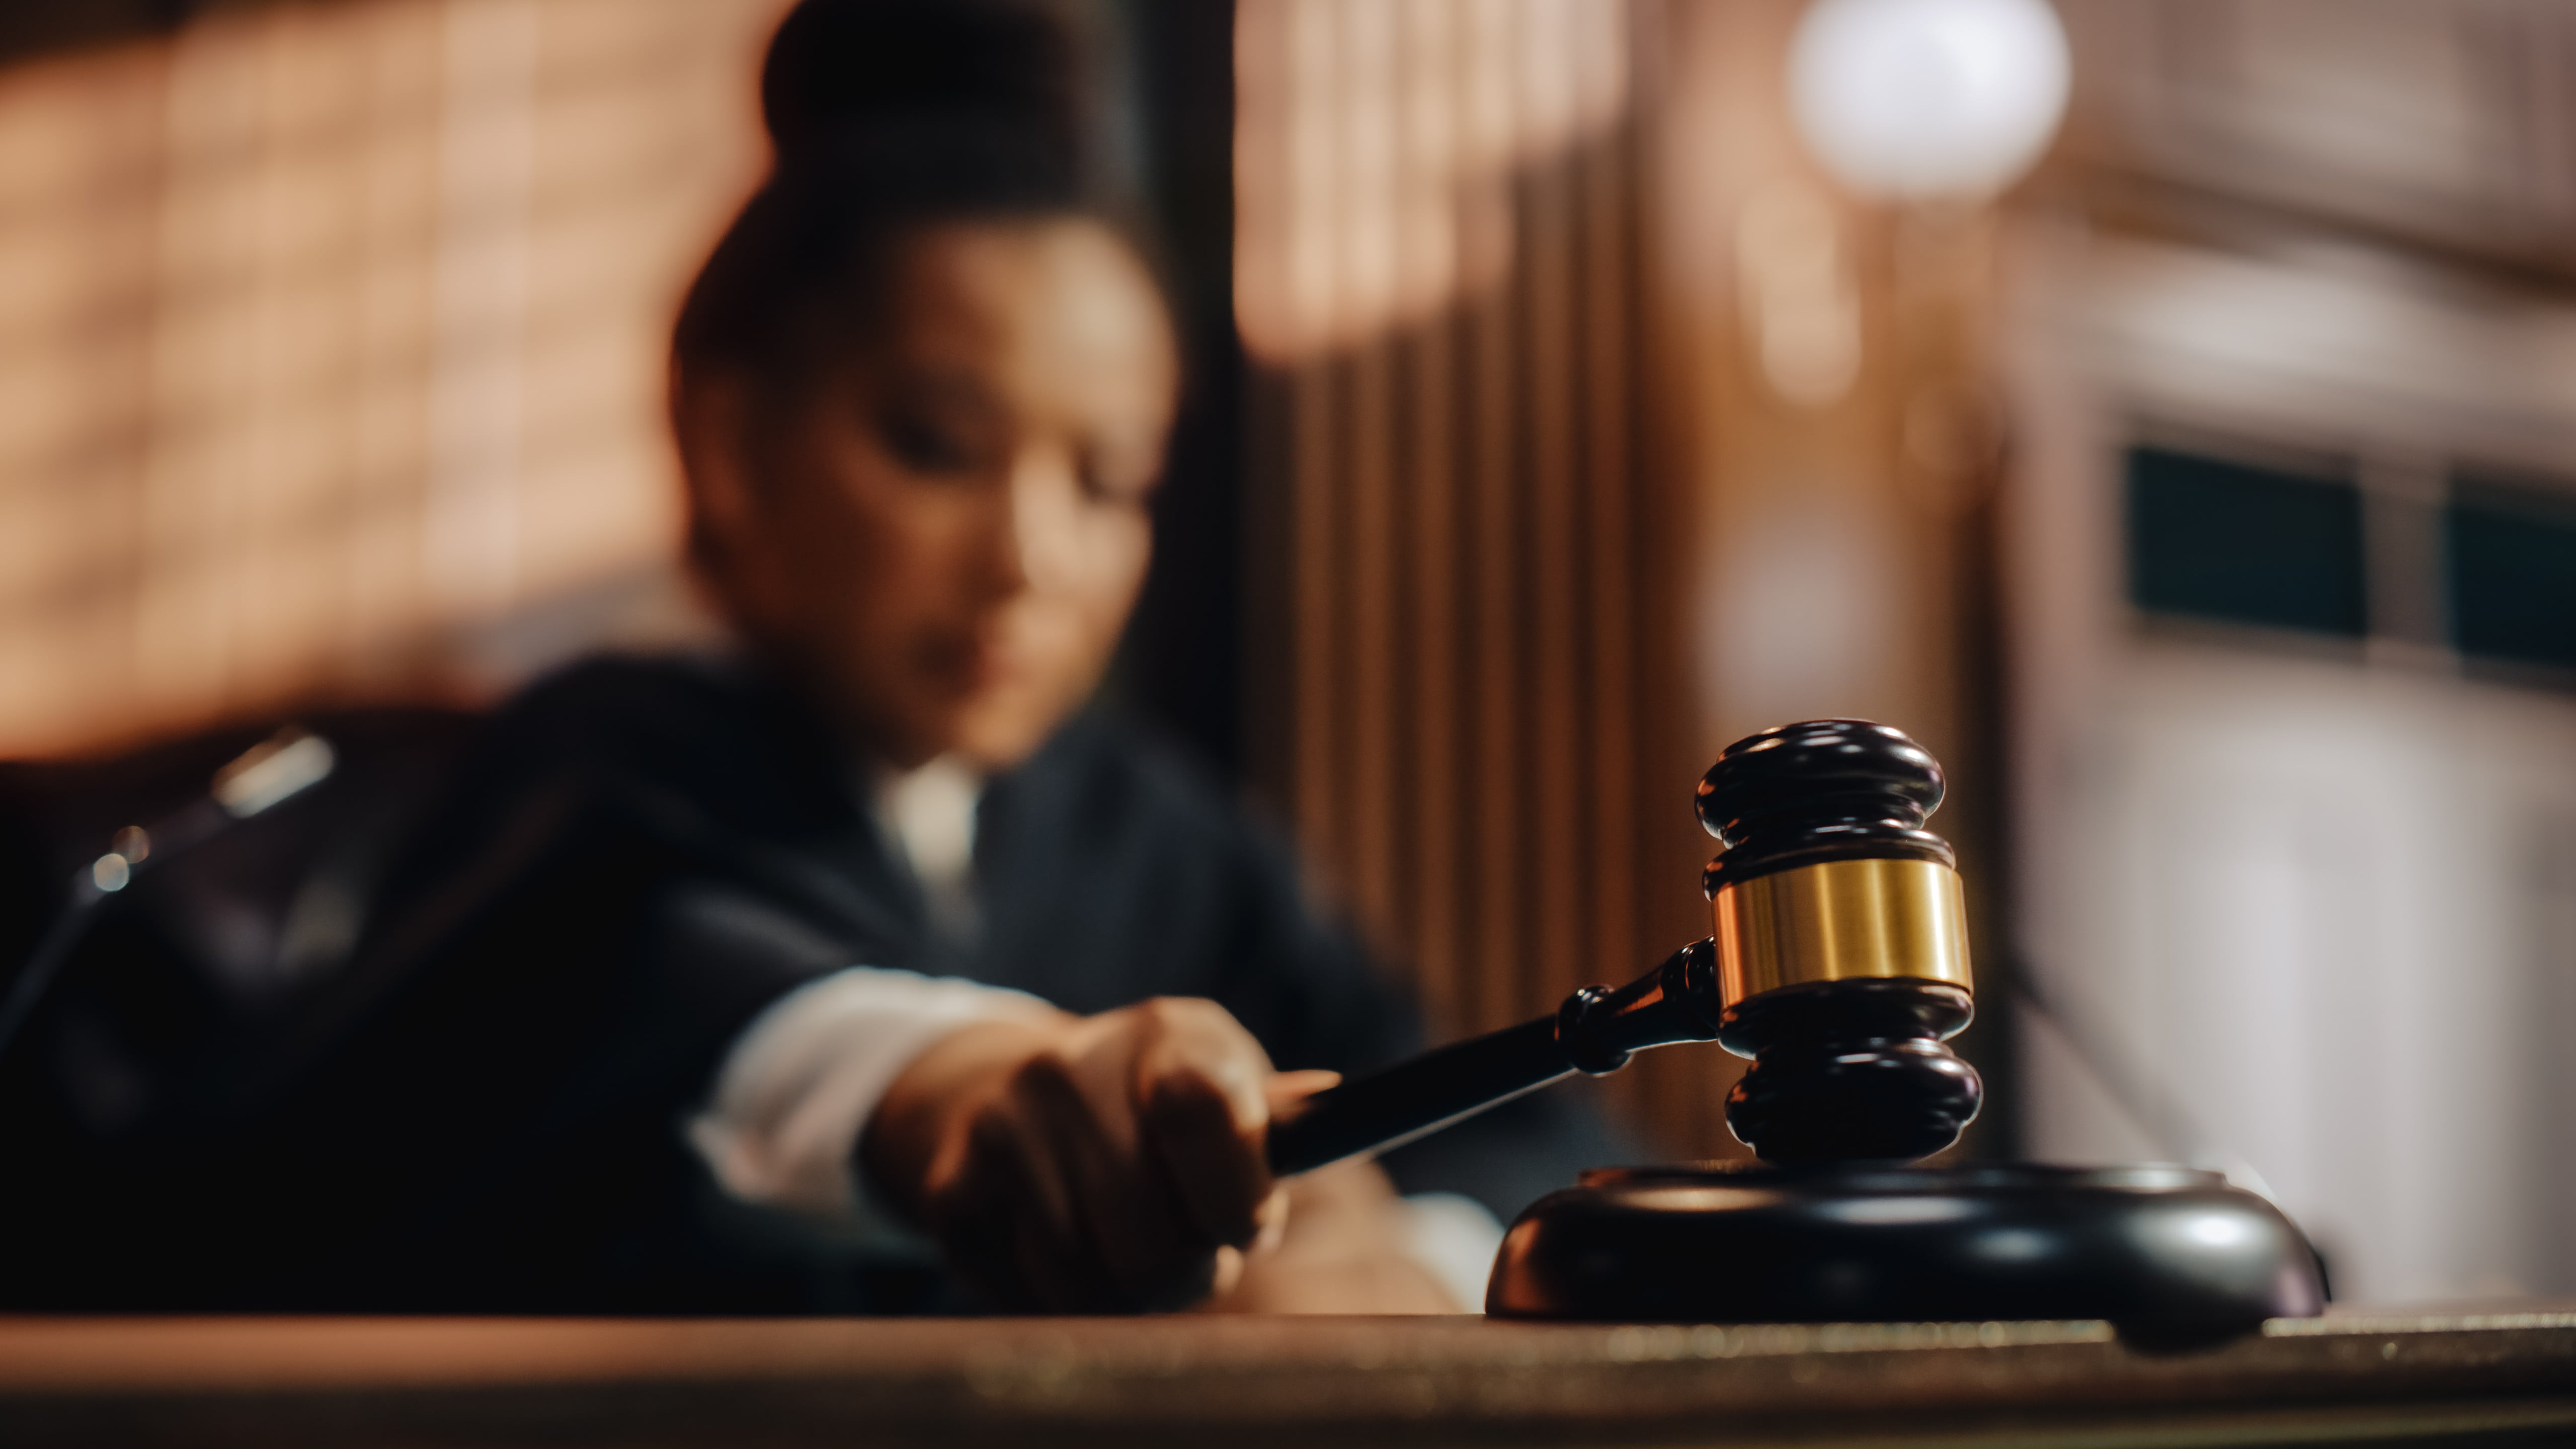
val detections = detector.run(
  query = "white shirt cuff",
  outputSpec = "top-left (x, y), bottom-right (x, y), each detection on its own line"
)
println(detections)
top-left (1397, 1191), bottom-right (1507, 1312)
top-left (685, 967), bottom-right (1055, 1235)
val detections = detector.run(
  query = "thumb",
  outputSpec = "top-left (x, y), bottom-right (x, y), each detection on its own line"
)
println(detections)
top-left (1263, 1069), bottom-right (1341, 1119)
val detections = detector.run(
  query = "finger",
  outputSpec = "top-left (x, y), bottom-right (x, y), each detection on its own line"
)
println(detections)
top-left (1133, 1000), bottom-right (1275, 1134)
top-left (1023, 1046), bottom-right (1218, 1308)
top-left (1210, 1244), bottom-right (1247, 1300)
top-left (1263, 1069), bottom-right (1342, 1117)
top-left (1010, 1196), bottom-right (1099, 1313)
top-left (999, 1060), bottom-right (1132, 1311)
top-left (1247, 1183), bottom-right (1291, 1258)
top-left (925, 1135), bottom-right (1039, 1311)
top-left (935, 1101), bottom-right (1097, 1312)
top-left (1092, 1000), bottom-right (1275, 1273)
top-left (1139, 1058), bottom-right (1275, 1250)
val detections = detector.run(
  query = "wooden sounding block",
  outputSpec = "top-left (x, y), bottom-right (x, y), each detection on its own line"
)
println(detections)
top-left (1268, 720), bottom-right (2325, 1339)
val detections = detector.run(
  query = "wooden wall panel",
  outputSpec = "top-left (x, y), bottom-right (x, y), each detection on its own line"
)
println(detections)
top-left (1238, 0), bottom-right (1726, 1155)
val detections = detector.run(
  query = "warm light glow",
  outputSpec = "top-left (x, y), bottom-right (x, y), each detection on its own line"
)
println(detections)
top-left (1736, 182), bottom-right (1860, 407)
top-left (0, 0), bottom-right (784, 757)
top-left (1234, 0), bottom-right (1629, 363)
top-left (1786, 0), bottom-right (2068, 202)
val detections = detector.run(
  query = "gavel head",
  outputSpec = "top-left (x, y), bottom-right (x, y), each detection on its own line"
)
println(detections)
top-left (1698, 720), bottom-right (1982, 1163)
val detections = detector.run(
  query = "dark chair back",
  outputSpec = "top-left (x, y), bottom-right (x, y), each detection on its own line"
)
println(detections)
top-left (0, 708), bottom-right (476, 1145)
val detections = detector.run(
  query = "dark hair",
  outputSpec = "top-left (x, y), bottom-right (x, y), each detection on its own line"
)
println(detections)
top-left (672, 0), bottom-right (1113, 392)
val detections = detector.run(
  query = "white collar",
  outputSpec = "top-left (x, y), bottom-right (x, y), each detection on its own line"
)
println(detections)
top-left (870, 755), bottom-right (984, 898)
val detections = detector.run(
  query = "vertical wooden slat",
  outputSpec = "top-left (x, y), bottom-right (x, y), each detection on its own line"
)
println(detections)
top-left (1396, 0), bottom-right (1464, 1034)
top-left (1345, 340), bottom-right (1405, 938)
top-left (1453, 0), bottom-right (1517, 1036)
top-left (1464, 264), bottom-right (1523, 1034)
top-left (1338, 0), bottom-right (1406, 942)
top-left (1282, 0), bottom-right (1345, 876)
top-left (1580, 33), bottom-right (1640, 1038)
top-left (1517, 16), bottom-right (1586, 1016)
top-left (1289, 357), bottom-right (1344, 873)
top-left (1406, 318), bottom-right (1464, 1030)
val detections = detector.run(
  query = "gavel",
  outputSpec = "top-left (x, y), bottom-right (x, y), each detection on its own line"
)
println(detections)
top-left (1266, 717), bottom-right (1978, 1174)
top-left (1266, 718), bottom-right (2324, 1338)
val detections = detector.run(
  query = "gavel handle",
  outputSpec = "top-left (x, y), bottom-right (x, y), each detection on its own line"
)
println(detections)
top-left (1264, 1017), bottom-right (1570, 1177)
top-left (1264, 939), bottom-right (1722, 1178)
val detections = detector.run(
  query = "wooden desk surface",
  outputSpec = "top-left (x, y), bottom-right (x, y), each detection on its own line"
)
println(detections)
top-left (1, 1309), bottom-right (2571, 1447)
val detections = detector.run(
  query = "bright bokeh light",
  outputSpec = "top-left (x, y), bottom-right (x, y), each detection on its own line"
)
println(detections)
top-left (1786, 0), bottom-right (2069, 202)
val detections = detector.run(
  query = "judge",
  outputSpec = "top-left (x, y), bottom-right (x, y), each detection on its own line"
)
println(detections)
top-left (0, 0), bottom-right (1616, 1314)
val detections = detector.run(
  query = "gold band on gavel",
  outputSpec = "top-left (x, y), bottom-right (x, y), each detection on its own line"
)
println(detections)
top-left (1709, 857), bottom-right (1973, 1008)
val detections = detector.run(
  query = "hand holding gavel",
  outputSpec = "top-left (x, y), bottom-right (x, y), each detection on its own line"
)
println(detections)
top-left (863, 719), bottom-right (1988, 1313)
top-left (861, 996), bottom-right (1451, 1313)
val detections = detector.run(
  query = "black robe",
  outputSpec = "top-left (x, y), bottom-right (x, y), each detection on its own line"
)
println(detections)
top-left (0, 655), bottom-right (1624, 1312)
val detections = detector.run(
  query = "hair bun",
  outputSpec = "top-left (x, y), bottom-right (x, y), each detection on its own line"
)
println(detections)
top-left (761, 0), bottom-right (1080, 164)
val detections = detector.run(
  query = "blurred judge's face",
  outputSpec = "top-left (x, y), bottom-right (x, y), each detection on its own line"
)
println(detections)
top-left (681, 218), bottom-right (1177, 771)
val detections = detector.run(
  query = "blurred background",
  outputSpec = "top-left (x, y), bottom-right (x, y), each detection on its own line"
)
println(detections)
top-left (3, 0), bottom-right (2572, 1306)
